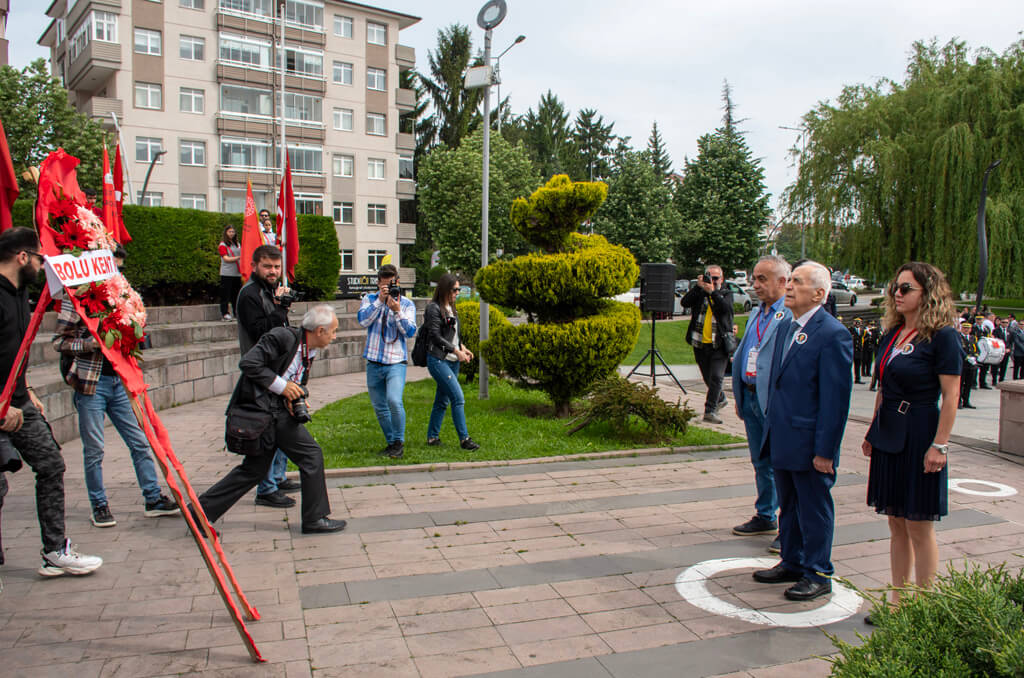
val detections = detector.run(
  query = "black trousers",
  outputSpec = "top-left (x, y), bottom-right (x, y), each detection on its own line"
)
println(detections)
top-left (862, 353), bottom-right (873, 376)
top-left (978, 364), bottom-right (990, 388)
top-left (996, 356), bottom-right (1009, 383)
top-left (198, 407), bottom-right (330, 526)
top-left (5, 404), bottom-right (67, 552)
top-left (960, 363), bottom-right (976, 405)
top-left (693, 344), bottom-right (729, 414)
top-left (852, 357), bottom-right (863, 382)
top-left (219, 275), bottom-right (242, 316)
top-left (1014, 355), bottom-right (1024, 380)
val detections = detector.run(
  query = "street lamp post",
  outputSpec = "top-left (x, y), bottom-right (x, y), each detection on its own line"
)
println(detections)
top-left (494, 34), bottom-right (525, 134)
top-left (779, 124), bottom-right (808, 259)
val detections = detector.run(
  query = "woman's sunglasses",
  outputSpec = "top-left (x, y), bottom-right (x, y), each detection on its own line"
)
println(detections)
top-left (891, 282), bottom-right (919, 296)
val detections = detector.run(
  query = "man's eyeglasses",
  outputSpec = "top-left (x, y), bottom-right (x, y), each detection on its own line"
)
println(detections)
top-left (892, 282), bottom-right (919, 296)
top-left (25, 251), bottom-right (45, 263)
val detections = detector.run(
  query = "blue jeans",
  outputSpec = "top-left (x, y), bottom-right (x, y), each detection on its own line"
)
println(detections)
top-left (74, 375), bottom-right (162, 508)
top-left (427, 355), bottom-right (468, 441)
top-left (740, 387), bottom-right (777, 521)
top-left (367, 361), bottom-right (407, 443)
top-left (256, 449), bottom-right (288, 496)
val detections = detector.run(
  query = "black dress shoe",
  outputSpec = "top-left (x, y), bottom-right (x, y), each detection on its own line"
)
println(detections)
top-left (277, 478), bottom-right (301, 493)
top-left (460, 437), bottom-right (480, 451)
top-left (384, 441), bottom-right (404, 459)
top-left (301, 518), bottom-right (347, 534)
top-left (784, 577), bottom-right (832, 601)
top-left (255, 490), bottom-right (296, 508)
top-left (752, 563), bottom-right (803, 584)
top-left (965, 403), bottom-right (977, 409)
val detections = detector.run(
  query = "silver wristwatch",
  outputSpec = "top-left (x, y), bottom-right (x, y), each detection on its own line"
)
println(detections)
top-left (930, 443), bottom-right (949, 455)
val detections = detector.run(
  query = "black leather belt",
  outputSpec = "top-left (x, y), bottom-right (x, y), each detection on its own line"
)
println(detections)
top-left (744, 383), bottom-right (757, 393)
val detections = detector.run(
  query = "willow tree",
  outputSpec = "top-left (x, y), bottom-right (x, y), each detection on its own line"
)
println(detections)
top-left (786, 38), bottom-right (1024, 295)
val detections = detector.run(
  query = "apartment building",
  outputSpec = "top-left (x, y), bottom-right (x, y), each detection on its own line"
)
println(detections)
top-left (38, 0), bottom-right (420, 282)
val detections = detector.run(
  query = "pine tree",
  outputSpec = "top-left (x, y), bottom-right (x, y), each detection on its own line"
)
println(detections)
top-left (646, 121), bottom-right (672, 182)
top-left (521, 91), bottom-right (573, 180)
top-left (572, 108), bottom-right (616, 181)
top-left (416, 24), bottom-right (484, 149)
top-left (673, 85), bottom-right (771, 271)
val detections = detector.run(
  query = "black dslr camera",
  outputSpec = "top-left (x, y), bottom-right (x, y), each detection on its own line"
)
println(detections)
top-left (278, 286), bottom-right (303, 308)
top-left (290, 386), bottom-right (311, 423)
top-left (388, 282), bottom-right (402, 300)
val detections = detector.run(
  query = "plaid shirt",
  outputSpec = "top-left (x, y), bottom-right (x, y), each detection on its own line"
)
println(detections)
top-left (51, 291), bottom-right (105, 395)
top-left (357, 292), bottom-right (417, 364)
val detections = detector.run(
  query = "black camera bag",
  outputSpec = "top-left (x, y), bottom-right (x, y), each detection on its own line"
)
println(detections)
top-left (225, 404), bottom-right (275, 456)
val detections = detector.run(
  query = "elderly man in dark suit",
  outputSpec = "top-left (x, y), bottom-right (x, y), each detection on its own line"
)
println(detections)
top-left (192, 305), bottom-right (347, 535)
top-left (753, 261), bottom-right (854, 601)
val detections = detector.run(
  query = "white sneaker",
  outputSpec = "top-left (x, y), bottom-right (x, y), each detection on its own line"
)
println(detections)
top-left (39, 539), bottom-right (102, 576)
top-left (222, 314), bottom-right (233, 321)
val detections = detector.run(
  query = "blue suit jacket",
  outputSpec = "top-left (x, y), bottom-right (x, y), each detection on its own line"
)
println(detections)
top-left (762, 307), bottom-right (854, 471)
top-left (732, 301), bottom-right (792, 415)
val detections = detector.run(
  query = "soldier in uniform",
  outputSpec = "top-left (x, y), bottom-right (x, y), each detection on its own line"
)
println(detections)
top-left (862, 322), bottom-right (878, 380)
top-left (958, 320), bottom-right (979, 409)
top-left (849, 318), bottom-right (867, 384)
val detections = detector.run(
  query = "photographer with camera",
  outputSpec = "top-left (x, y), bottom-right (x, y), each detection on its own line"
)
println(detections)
top-left (192, 305), bottom-right (346, 534)
top-left (235, 245), bottom-right (299, 509)
top-left (679, 264), bottom-right (735, 424)
top-left (357, 264), bottom-right (417, 459)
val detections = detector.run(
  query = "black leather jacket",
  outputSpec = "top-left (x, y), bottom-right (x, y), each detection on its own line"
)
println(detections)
top-left (423, 301), bottom-right (459, 360)
top-left (236, 276), bottom-right (289, 354)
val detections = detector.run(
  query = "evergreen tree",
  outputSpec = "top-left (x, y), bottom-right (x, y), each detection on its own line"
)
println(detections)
top-left (416, 24), bottom-right (484, 149)
top-left (646, 121), bottom-right (672, 182)
top-left (521, 91), bottom-right (574, 180)
top-left (592, 150), bottom-right (677, 264)
top-left (673, 85), bottom-right (771, 272)
top-left (572, 108), bottom-right (616, 181)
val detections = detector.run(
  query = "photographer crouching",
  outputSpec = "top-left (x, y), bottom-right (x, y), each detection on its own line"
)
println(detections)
top-left (190, 305), bottom-right (346, 535)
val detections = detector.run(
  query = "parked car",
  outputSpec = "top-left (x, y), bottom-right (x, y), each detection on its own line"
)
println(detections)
top-left (831, 281), bottom-right (858, 306)
top-left (684, 280), bottom-right (753, 313)
top-left (613, 287), bottom-right (641, 307)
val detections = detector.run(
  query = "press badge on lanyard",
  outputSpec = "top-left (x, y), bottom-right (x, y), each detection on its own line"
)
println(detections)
top-left (745, 310), bottom-right (771, 379)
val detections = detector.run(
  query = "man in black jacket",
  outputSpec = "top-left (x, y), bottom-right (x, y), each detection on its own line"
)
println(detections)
top-left (192, 305), bottom-right (346, 534)
top-left (679, 265), bottom-right (734, 423)
top-left (235, 245), bottom-right (299, 508)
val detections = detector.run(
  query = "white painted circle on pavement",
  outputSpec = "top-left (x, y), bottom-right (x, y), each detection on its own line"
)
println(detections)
top-left (949, 478), bottom-right (1017, 497)
top-left (674, 557), bottom-right (861, 628)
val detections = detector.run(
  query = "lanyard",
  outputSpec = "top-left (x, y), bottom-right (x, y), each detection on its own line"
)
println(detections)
top-left (754, 304), bottom-right (777, 345)
top-left (878, 325), bottom-right (917, 383)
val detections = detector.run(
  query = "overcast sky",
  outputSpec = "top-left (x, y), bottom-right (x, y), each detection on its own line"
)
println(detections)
top-left (7, 1), bottom-right (1023, 214)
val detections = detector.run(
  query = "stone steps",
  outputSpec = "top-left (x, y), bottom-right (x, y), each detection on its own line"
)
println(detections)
top-left (26, 299), bottom-right (426, 444)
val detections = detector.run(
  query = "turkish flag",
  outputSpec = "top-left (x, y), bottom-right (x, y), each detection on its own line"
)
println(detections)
top-left (239, 180), bottom-right (261, 281)
top-left (0, 117), bottom-right (19, 233)
top-left (35, 148), bottom-right (88, 254)
top-left (111, 143), bottom-right (131, 243)
top-left (101, 146), bottom-right (118, 242)
top-left (277, 157), bottom-right (299, 281)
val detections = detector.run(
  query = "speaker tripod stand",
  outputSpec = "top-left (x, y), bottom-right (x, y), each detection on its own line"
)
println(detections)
top-left (626, 313), bottom-right (686, 392)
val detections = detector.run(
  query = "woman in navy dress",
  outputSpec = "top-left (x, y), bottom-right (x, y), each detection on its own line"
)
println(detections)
top-left (862, 262), bottom-right (962, 611)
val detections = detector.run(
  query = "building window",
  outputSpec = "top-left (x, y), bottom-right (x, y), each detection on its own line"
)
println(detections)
top-left (180, 140), bottom-right (206, 166)
top-left (366, 67), bottom-right (386, 92)
top-left (219, 33), bottom-right (271, 68)
top-left (220, 137), bottom-right (271, 170)
top-left (332, 154), bottom-right (353, 177)
top-left (134, 28), bottom-right (162, 56)
top-left (222, 188), bottom-right (270, 213)
top-left (294, 194), bottom-right (322, 215)
top-left (278, 46), bottom-right (323, 77)
top-left (287, 145), bottom-right (322, 175)
top-left (367, 203), bottom-right (386, 225)
top-left (368, 249), bottom-right (387, 270)
top-left (180, 35), bottom-right (205, 60)
top-left (333, 15), bottom-right (352, 38)
top-left (366, 113), bottom-right (386, 136)
top-left (134, 82), bottom-right (162, 109)
top-left (220, 84), bottom-right (272, 116)
top-left (93, 11), bottom-right (117, 43)
top-left (140, 192), bottom-right (163, 207)
top-left (332, 60), bottom-right (352, 85)
top-left (399, 199), bottom-right (416, 224)
top-left (180, 87), bottom-right (205, 114)
top-left (333, 108), bottom-right (353, 131)
top-left (367, 21), bottom-right (386, 46)
top-left (181, 193), bottom-right (207, 210)
top-left (219, 0), bottom-right (271, 18)
top-left (285, 0), bottom-right (323, 30)
top-left (180, 0), bottom-right (205, 9)
top-left (399, 154), bottom-right (414, 180)
top-left (136, 137), bottom-right (163, 163)
top-left (367, 158), bottom-right (385, 180)
top-left (341, 249), bottom-right (353, 271)
top-left (332, 201), bottom-right (353, 224)
top-left (284, 92), bottom-right (322, 123)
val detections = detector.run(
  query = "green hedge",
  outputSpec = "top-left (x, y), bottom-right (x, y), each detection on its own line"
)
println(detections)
top-left (12, 200), bottom-right (340, 302)
top-left (455, 300), bottom-right (511, 383)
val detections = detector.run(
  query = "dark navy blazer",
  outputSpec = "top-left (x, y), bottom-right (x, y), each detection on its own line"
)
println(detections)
top-left (761, 307), bottom-right (854, 471)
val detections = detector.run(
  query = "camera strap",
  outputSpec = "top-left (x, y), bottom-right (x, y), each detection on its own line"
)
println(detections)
top-left (298, 333), bottom-right (310, 386)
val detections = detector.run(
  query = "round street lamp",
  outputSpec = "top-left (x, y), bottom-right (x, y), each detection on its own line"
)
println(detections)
top-left (477, 0), bottom-right (507, 30)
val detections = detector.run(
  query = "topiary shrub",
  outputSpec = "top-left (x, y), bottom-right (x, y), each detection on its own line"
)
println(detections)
top-left (567, 375), bottom-right (695, 443)
top-left (455, 300), bottom-right (510, 383)
top-left (830, 563), bottom-right (1024, 676)
top-left (476, 175), bottom-right (641, 417)
top-left (428, 265), bottom-right (447, 284)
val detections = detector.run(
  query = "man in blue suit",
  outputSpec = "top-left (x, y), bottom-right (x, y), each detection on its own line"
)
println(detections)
top-left (732, 256), bottom-right (792, 554)
top-left (753, 261), bottom-right (853, 601)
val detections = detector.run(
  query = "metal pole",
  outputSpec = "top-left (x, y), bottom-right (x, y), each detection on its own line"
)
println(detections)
top-left (278, 0), bottom-right (289, 285)
top-left (139, 150), bottom-right (167, 206)
top-left (478, 28), bottom-right (493, 400)
top-left (495, 62), bottom-right (501, 134)
top-left (109, 112), bottom-right (135, 204)
top-left (800, 132), bottom-right (807, 259)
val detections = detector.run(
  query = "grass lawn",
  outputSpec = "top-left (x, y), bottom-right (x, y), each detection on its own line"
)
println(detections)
top-left (309, 378), bottom-right (742, 468)
top-left (623, 315), bottom-right (750, 365)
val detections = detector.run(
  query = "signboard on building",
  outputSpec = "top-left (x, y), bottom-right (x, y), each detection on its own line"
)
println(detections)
top-left (337, 274), bottom-right (379, 298)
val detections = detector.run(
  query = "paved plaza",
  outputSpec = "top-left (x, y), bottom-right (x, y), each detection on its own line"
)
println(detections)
top-left (1, 368), bottom-right (1022, 677)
